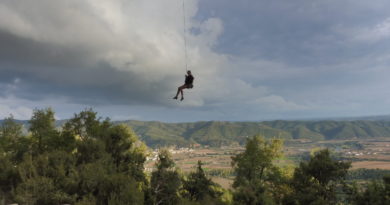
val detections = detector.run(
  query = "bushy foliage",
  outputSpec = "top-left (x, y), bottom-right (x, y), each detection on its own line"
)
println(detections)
top-left (346, 175), bottom-right (390, 205)
top-left (149, 149), bottom-right (181, 205)
top-left (0, 108), bottom-right (146, 205)
top-left (182, 161), bottom-right (223, 203)
top-left (231, 136), bottom-right (287, 205)
top-left (286, 149), bottom-right (351, 205)
top-left (0, 109), bottom-right (389, 205)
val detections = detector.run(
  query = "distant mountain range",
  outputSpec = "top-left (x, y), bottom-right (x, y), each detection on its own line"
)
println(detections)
top-left (2, 116), bottom-right (390, 147)
top-left (321, 114), bottom-right (390, 121)
top-left (121, 120), bottom-right (390, 147)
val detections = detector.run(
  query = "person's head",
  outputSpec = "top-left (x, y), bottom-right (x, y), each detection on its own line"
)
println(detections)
top-left (187, 70), bottom-right (192, 75)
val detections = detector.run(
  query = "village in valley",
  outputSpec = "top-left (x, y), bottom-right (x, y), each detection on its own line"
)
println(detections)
top-left (144, 138), bottom-right (390, 188)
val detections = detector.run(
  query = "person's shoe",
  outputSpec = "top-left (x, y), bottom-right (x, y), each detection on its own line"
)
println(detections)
top-left (173, 96), bottom-right (178, 100)
top-left (180, 97), bottom-right (184, 101)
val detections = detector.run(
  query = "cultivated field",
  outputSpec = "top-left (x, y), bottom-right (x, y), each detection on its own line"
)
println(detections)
top-left (145, 138), bottom-right (390, 189)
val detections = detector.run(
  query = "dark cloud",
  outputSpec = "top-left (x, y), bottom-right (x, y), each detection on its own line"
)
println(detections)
top-left (197, 0), bottom-right (390, 66)
top-left (0, 29), bottom-right (173, 105)
top-left (0, 29), bottom-right (91, 67)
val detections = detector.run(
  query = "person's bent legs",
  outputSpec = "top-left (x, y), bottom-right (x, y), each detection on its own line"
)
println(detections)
top-left (180, 88), bottom-right (184, 101)
top-left (180, 85), bottom-right (188, 100)
top-left (174, 85), bottom-right (186, 100)
top-left (173, 88), bottom-right (180, 99)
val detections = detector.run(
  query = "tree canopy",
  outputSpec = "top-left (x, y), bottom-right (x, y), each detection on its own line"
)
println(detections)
top-left (0, 108), bottom-right (388, 205)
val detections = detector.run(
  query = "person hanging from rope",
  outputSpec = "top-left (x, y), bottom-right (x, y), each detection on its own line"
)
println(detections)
top-left (173, 70), bottom-right (194, 101)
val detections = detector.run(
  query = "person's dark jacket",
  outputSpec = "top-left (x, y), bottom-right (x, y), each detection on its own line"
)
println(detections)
top-left (185, 74), bottom-right (194, 85)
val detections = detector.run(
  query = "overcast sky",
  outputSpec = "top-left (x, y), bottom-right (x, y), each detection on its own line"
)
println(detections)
top-left (0, 0), bottom-right (390, 122)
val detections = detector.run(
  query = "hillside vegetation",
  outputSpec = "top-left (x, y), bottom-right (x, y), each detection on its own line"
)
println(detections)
top-left (122, 120), bottom-right (390, 147)
top-left (2, 119), bottom-right (390, 147)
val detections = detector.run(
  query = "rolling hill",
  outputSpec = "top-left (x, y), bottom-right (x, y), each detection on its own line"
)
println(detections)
top-left (122, 120), bottom-right (390, 147)
top-left (2, 119), bottom-right (390, 147)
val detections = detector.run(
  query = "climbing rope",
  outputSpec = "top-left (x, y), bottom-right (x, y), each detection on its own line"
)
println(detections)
top-left (182, 0), bottom-right (188, 71)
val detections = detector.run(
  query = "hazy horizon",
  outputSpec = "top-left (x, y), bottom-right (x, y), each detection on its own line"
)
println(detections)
top-left (3, 112), bottom-right (390, 124)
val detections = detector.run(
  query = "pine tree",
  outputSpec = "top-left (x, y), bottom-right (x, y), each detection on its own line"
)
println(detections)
top-left (29, 108), bottom-right (60, 154)
top-left (182, 161), bottom-right (222, 202)
top-left (231, 135), bottom-right (283, 205)
top-left (288, 149), bottom-right (351, 205)
top-left (150, 149), bottom-right (181, 205)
